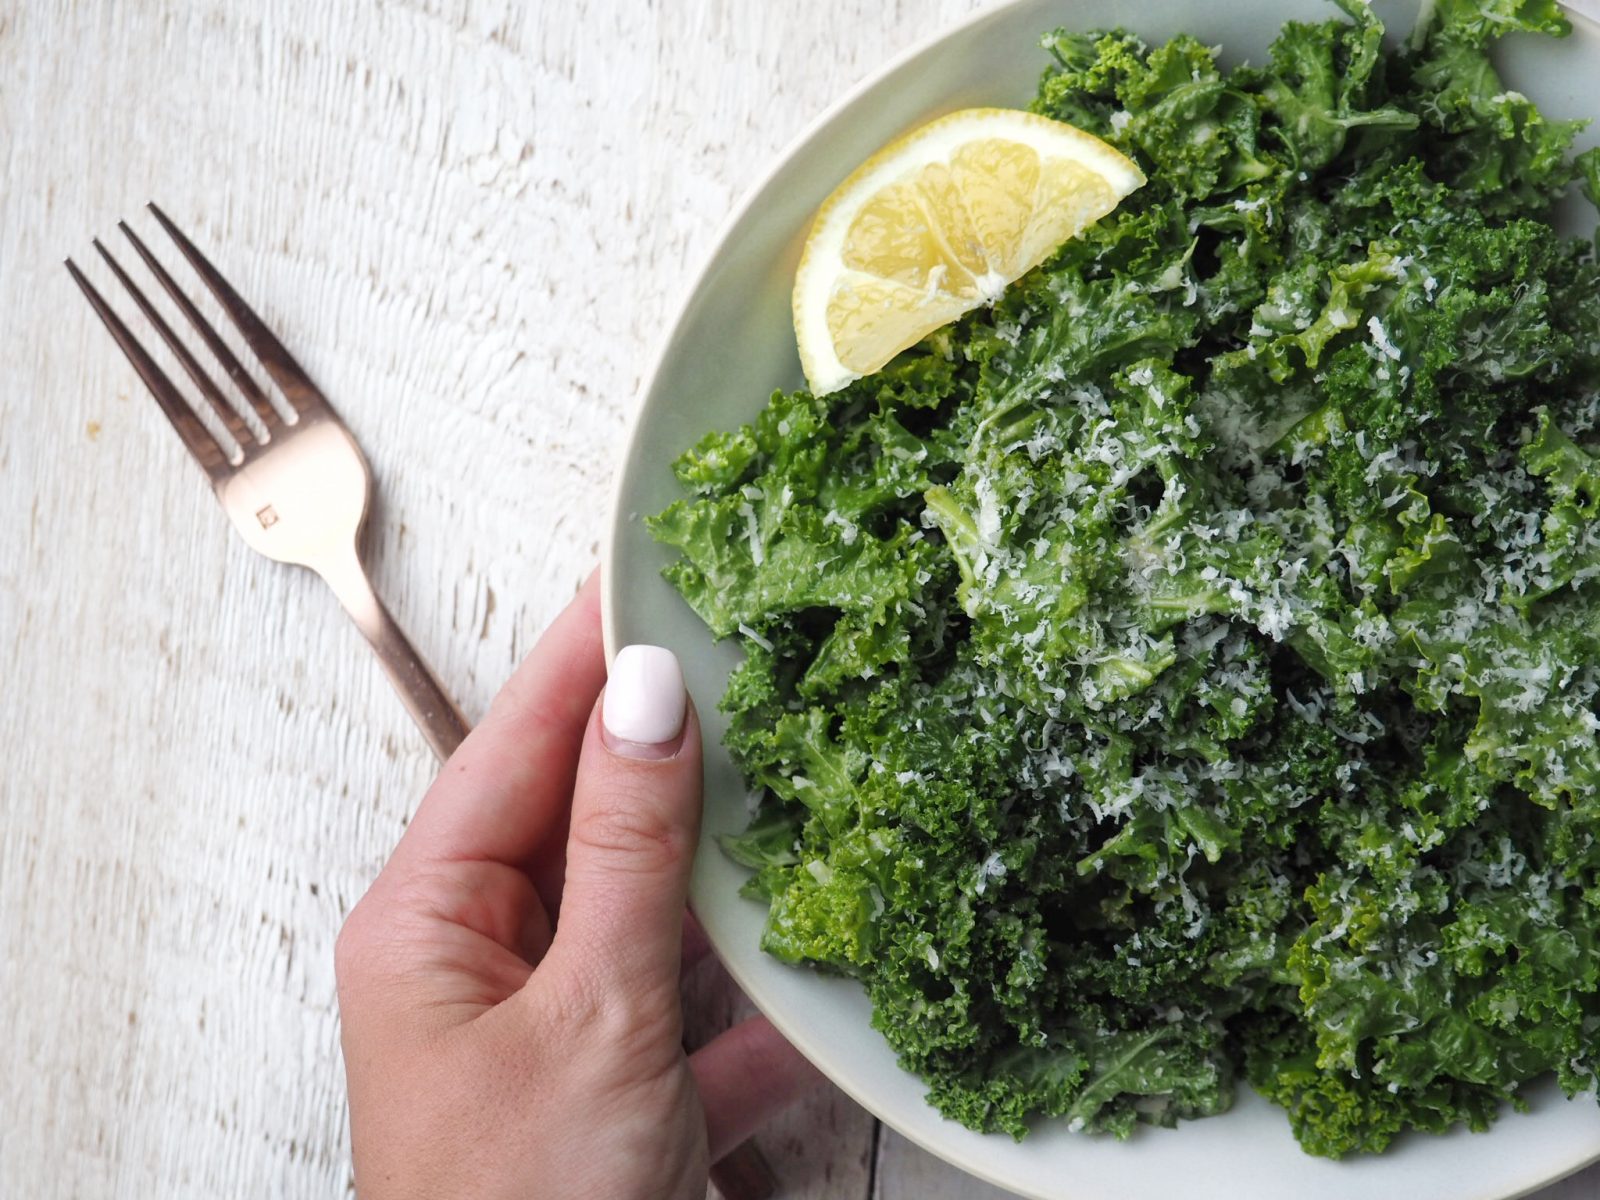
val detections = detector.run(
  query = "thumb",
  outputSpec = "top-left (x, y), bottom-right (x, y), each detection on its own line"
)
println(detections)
top-left (548, 644), bottom-right (703, 1002)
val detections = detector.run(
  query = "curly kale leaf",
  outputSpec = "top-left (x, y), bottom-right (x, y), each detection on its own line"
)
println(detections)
top-left (652, 0), bottom-right (1600, 1159)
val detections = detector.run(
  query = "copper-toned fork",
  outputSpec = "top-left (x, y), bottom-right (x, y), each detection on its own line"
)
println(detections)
top-left (66, 207), bottom-right (774, 1200)
top-left (65, 205), bottom-right (469, 761)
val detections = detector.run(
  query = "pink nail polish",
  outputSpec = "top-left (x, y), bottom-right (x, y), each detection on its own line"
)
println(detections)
top-left (603, 645), bottom-right (686, 756)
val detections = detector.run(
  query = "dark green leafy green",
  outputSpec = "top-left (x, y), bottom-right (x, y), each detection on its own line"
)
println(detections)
top-left (650, 0), bottom-right (1600, 1158)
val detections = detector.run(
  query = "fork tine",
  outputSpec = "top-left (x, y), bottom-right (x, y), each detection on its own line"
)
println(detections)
top-left (66, 257), bottom-right (233, 480)
top-left (146, 203), bottom-right (325, 417)
top-left (92, 238), bottom-right (255, 450)
top-left (118, 220), bottom-right (283, 435)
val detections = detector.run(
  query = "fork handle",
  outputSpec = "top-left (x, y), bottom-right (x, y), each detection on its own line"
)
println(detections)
top-left (316, 547), bottom-right (470, 763)
top-left (319, 546), bottom-right (773, 1199)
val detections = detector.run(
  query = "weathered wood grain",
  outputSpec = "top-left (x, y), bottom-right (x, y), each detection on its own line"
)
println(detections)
top-left (0, 1), bottom-right (990, 1197)
top-left (681, 958), bottom-right (876, 1200)
top-left (874, 1127), bottom-right (1019, 1200)
top-left (3, 1), bottom-right (1599, 1199)
top-left (1539, 1169), bottom-right (1600, 1200)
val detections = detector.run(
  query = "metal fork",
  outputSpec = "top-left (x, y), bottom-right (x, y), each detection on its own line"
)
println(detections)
top-left (67, 207), bottom-right (775, 1200)
top-left (65, 205), bottom-right (470, 762)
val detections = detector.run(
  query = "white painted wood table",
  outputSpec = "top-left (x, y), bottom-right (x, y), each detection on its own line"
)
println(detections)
top-left (2, 2), bottom-right (1598, 1198)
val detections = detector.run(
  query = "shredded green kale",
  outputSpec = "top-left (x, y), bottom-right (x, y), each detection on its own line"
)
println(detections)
top-left (649, 0), bottom-right (1600, 1157)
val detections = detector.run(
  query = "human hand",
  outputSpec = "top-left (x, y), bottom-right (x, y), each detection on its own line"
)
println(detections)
top-left (335, 572), bottom-right (821, 1199)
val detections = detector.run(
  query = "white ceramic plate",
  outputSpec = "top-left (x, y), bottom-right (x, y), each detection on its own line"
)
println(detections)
top-left (603, 3), bottom-right (1600, 1196)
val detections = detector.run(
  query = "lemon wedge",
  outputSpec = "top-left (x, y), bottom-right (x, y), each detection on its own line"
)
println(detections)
top-left (793, 108), bottom-right (1146, 395)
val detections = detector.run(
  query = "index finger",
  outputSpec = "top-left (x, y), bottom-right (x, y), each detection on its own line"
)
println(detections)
top-left (391, 570), bottom-right (605, 882)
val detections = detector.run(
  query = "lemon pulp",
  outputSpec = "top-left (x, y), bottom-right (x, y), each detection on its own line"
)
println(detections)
top-left (793, 109), bottom-right (1145, 395)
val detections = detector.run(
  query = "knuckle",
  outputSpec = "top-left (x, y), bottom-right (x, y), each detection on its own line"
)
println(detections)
top-left (393, 865), bottom-right (500, 942)
top-left (493, 656), bottom-right (596, 739)
top-left (571, 784), bottom-right (693, 875)
top-left (332, 875), bottom-right (439, 995)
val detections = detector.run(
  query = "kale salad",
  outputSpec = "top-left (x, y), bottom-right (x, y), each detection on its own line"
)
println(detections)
top-left (649, 0), bottom-right (1600, 1158)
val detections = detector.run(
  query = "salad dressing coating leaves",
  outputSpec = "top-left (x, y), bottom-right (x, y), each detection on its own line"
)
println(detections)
top-left (650, 0), bottom-right (1600, 1156)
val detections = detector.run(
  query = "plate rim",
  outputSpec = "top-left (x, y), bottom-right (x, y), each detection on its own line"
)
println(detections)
top-left (601, 2), bottom-right (1600, 1195)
